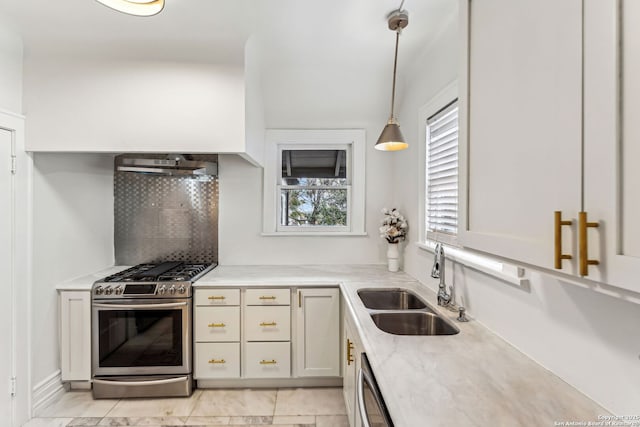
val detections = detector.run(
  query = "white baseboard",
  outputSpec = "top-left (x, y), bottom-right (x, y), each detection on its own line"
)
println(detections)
top-left (31, 370), bottom-right (67, 417)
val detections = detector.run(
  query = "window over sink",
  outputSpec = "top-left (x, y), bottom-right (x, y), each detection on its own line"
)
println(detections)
top-left (263, 130), bottom-right (366, 235)
top-left (419, 83), bottom-right (459, 245)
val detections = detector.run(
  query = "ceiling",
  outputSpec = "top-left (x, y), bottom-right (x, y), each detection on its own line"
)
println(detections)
top-left (0, 0), bottom-right (456, 68)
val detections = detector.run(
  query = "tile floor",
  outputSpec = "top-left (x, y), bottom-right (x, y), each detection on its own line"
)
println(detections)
top-left (24, 388), bottom-right (349, 427)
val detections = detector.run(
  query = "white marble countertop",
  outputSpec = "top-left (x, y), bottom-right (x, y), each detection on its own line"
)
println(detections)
top-left (57, 264), bottom-right (607, 425)
top-left (195, 264), bottom-right (608, 427)
top-left (195, 264), bottom-right (417, 286)
top-left (55, 266), bottom-right (130, 291)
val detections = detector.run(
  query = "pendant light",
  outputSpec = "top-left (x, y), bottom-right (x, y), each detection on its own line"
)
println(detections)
top-left (375, 9), bottom-right (409, 152)
top-left (95, 0), bottom-right (165, 17)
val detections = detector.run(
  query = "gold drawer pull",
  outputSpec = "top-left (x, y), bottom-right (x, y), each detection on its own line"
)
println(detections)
top-left (554, 211), bottom-right (573, 269)
top-left (579, 211), bottom-right (600, 276)
top-left (208, 323), bottom-right (226, 328)
top-left (260, 321), bottom-right (277, 327)
top-left (260, 359), bottom-right (277, 365)
top-left (259, 296), bottom-right (276, 300)
top-left (208, 359), bottom-right (226, 364)
top-left (208, 296), bottom-right (226, 300)
top-left (346, 338), bottom-right (354, 365)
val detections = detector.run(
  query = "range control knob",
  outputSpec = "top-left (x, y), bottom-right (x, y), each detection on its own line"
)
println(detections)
top-left (95, 286), bottom-right (104, 295)
top-left (169, 285), bottom-right (176, 295)
top-left (115, 286), bottom-right (124, 295)
top-left (105, 286), bottom-right (113, 295)
top-left (158, 285), bottom-right (166, 295)
top-left (178, 285), bottom-right (186, 294)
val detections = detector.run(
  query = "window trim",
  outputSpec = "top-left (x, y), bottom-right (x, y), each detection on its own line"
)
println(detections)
top-left (263, 129), bottom-right (366, 236)
top-left (418, 82), bottom-right (459, 246)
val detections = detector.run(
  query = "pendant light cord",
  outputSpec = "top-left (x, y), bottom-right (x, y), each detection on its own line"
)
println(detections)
top-left (390, 30), bottom-right (400, 120)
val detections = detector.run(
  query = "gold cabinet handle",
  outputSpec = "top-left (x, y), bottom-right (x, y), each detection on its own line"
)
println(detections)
top-left (346, 338), bottom-right (354, 365)
top-left (208, 359), bottom-right (226, 364)
top-left (208, 296), bottom-right (226, 300)
top-left (208, 323), bottom-right (226, 328)
top-left (554, 211), bottom-right (573, 269)
top-left (579, 211), bottom-right (600, 276)
top-left (260, 359), bottom-right (277, 365)
top-left (260, 321), bottom-right (277, 327)
top-left (259, 296), bottom-right (276, 300)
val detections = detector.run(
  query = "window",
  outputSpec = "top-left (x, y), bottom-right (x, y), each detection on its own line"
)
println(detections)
top-left (418, 82), bottom-right (459, 245)
top-left (263, 130), bottom-right (366, 235)
top-left (426, 100), bottom-right (459, 242)
top-left (279, 148), bottom-right (350, 230)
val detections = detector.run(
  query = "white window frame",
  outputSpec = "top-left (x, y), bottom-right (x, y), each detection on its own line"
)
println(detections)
top-left (418, 82), bottom-right (459, 246)
top-left (263, 129), bottom-right (366, 236)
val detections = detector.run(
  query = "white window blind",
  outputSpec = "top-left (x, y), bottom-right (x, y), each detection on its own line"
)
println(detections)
top-left (426, 100), bottom-right (459, 239)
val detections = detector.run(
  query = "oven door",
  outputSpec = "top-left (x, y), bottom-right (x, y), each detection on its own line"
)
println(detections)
top-left (92, 299), bottom-right (191, 377)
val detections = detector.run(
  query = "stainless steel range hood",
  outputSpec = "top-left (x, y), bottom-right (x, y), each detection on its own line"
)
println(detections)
top-left (116, 155), bottom-right (217, 176)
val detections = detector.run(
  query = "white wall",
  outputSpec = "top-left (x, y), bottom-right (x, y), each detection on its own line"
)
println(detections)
top-left (23, 56), bottom-right (247, 156)
top-left (0, 22), bottom-right (23, 113)
top-left (395, 7), bottom-right (640, 415)
top-left (217, 43), bottom-right (398, 265)
top-left (31, 153), bottom-right (114, 386)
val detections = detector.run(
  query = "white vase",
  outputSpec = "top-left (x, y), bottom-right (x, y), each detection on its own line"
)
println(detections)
top-left (387, 242), bottom-right (400, 272)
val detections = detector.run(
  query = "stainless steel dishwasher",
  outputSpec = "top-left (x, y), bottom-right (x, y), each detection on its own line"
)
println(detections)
top-left (357, 353), bottom-right (394, 427)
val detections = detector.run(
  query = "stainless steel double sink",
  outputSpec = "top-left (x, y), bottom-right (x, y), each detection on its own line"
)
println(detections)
top-left (358, 288), bottom-right (460, 336)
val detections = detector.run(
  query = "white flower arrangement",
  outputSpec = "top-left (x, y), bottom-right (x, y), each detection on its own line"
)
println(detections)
top-left (379, 208), bottom-right (408, 244)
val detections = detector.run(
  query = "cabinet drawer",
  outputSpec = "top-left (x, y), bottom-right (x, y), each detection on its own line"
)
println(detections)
top-left (244, 342), bottom-right (291, 378)
top-left (245, 306), bottom-right (291, 341)
top-left (195, 289), bottom-right (240, 306)
top-left (195, 306), bottom-right (240, 342)
top-left (195, 342), bottom-right (240, 379)
top-left (245, 288), bottom-right (290, 306)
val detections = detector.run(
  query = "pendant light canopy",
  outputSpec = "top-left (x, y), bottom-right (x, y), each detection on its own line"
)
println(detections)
top-left (375, 9), bottom-right (409, 152)
top-left (95, 0), bottom-right (165, 16)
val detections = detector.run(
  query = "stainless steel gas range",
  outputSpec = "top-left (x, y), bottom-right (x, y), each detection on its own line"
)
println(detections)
top-left (91, 261), bottom-right (215, 398)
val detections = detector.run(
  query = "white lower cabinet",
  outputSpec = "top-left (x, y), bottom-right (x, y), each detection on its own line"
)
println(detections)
top-left (194, 289), bottom-right (241, 380)
top-left (342, 303), bottom-right (362, 427)
top-left (194, 286), bottom-right (341, 383)
top-left (59, 291), bottom-right (91, 382)
top-left (244, 342), bottom-right (291, 378)
top-left (296, 288), bottom-right (340, 377)
top-left (195, 342), bottom-right (241, 379)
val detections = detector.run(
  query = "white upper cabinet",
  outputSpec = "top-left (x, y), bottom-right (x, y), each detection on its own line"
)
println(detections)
top-left (582, 0), bottom-right (640, 292)
top-left (459, 0), bottom-right (583, 272)
top-left (460, 0), bottom-right (640, 293)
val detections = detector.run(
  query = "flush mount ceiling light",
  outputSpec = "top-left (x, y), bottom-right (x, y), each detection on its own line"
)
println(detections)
top-left (95, 0), bottom-right (165, 17)
top-left (375, 8), bottom-right (409, 152)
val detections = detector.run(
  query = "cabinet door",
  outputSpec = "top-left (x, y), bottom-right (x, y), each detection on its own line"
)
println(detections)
top-left (195, 342), bottom-right (240, 379)
top-left (583, 0), bottom-right (640, 292)
top-left (195, 306), bottom-right (240, 342)
top-left (459, 0), bottom-right (583, 271)
top-left (245, 306), bottom-right (291, 342)
top-left (244, 342), bottom-right (291, 378)
top-left (295, 288), bottom-right (340, 378)
top-left (59, 291), bottom-right (91, 381)
top-left (342, 306), bottom-right (360, 427)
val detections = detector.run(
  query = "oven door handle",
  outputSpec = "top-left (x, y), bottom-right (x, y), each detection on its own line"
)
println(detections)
top-left (93, 302), bottom-right (188, 310)
top-left (93, 376), bottom-right (188, 387)
top-left (357, 368), bottom-right (373, 427)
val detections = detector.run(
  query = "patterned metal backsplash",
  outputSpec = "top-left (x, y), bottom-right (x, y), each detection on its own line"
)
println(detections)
top-left (114, 156), bottom-right (218, 265)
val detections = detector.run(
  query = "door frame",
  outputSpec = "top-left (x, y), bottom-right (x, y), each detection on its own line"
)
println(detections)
top-left (0, 109), bottom-right (31, 426)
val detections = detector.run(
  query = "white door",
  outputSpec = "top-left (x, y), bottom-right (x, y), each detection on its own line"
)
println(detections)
top-left (583, 0), bottom-right (640, 292)
top-left (295, 288), bottom-right (340, 377)
top-left (0, 128), bottom-right (14, 424)
top-left (459, 0), bottom-right (583, 272)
